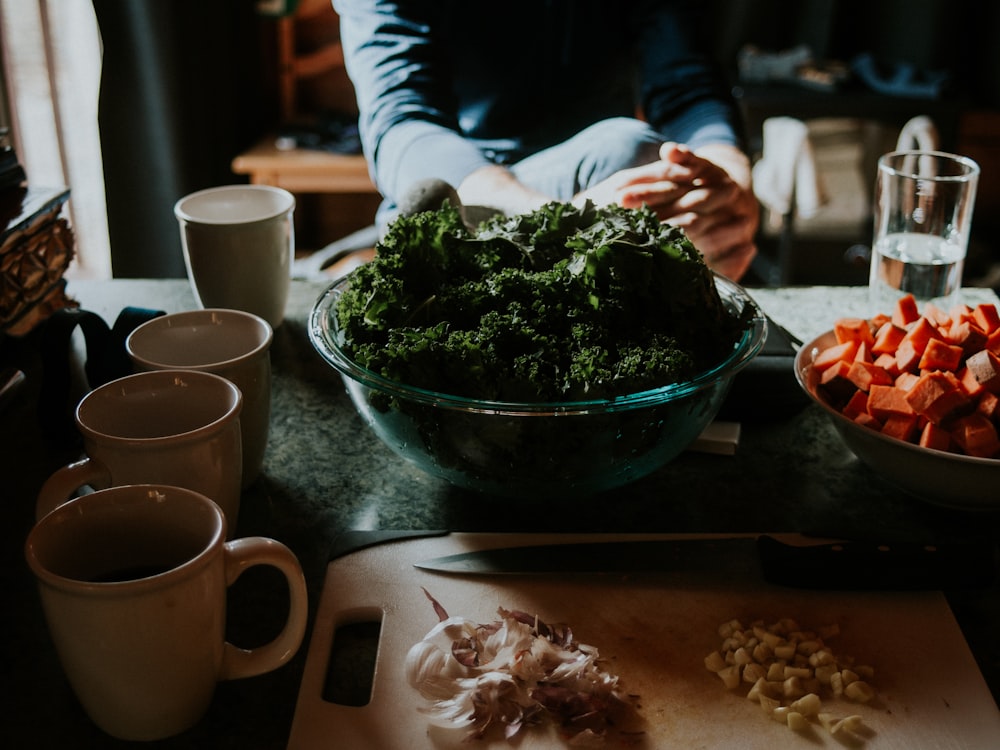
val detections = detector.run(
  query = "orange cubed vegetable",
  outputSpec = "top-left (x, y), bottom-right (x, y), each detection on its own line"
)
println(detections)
top-left (892, 294), bottom-right (921, 327)
top-left (987, 327), bottom-right (1000, 356)
top-left (972, 303), bottom-right (1000, 334)
top-left (867, 384), bottom-right (916, 421)
top-left (872, 321), bottom-right (907, 355)
top-left (901, 316), bottom-right (940, 353)
top-left (950, 413), bottom-right (1000, 458)
top-left (895, 371), bottom-right (920, 391)
top-left (813, 340), bottom-right (860, 371)
top-left (818, 360), bottom-right (857, 407)
top-left (854, 341), bottom-right (875, 363)
top-left (947, 319), bottom-right (988, 358)
top-left (965, 349), bottom-right (1000, 394)
top-left (904, 371), bottom-right (971, 425)
top-left (881, 413), bottom-right (919, 442)
top-left (834, 317), bottom-right (875, 347)
top-left (958, 365), bottom-right (986, 398)
top-left (847, 361), bottom-right (894, 392)
top-left (919, 421), bottom-right (953, 452)
top-left (918, 337), bottom-right (964, 372)
top-left (923, 303), bottom-right (952, 327)
top-left (894, 339), bottom-right (922, 373)
top-left (950, 303), bottom-right (974, 323)
top-left (874, 352), bottom-right (901, 377)
top-left (842, 390), bottom-right (869, 419)
top-left (870, 312), bottom-right (891, 330)
top-left (854, 412), bottom-right (882, 430)
top-left (977, 391), bottom-right (1000, 421)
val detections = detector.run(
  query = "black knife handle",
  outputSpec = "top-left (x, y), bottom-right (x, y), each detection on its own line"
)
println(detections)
top-left (757, 535), bottom-right (999, 590)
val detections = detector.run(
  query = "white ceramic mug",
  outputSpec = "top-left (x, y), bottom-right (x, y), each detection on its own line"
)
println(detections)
top-left (36, 370), bottom-right (243, 528)
top-left (175, 184), bottom-right (295, 329)
top-left (126, 308), bottom-right (272, 487)
top-left (25, 483), bottom-right (308, 741)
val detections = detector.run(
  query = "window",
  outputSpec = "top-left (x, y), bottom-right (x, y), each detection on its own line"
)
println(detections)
top-left (0, 0), bottom-right (110, 279)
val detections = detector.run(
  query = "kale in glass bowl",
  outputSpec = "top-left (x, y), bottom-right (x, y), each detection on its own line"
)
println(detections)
top-left (309, 202), bottom-right (765, 497)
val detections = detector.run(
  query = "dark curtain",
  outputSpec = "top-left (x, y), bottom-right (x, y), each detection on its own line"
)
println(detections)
top-left (93, 0), bottom-right (272, 278)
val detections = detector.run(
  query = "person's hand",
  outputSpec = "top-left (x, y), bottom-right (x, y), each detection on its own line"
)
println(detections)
top-left (575, 142), bottom-right (759, 281)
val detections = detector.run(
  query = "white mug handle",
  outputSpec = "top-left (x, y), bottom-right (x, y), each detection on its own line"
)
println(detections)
top-left (36, 458), bottom-right (111, 521)
top-left (219, 536), bottom-right (309, 680)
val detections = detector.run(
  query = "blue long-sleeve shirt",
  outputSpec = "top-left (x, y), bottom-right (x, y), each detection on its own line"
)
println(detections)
top-left (334, 0), bottom-right (742, 206)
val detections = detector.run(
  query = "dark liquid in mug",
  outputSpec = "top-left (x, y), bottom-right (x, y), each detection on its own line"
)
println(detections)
top-left (89, 564), bottom-right (174, 583)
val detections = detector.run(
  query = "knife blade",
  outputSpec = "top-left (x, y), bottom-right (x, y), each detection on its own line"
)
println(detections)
top-left (413, 534), bottom-right (998, 590)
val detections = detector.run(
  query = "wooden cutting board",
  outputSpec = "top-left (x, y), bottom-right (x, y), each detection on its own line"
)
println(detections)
top-left (287, 532), bottom-right (1000, 749)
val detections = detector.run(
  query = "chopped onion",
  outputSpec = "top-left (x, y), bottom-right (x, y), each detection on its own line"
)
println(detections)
top-left (406, 590), bottom-right (640, 743)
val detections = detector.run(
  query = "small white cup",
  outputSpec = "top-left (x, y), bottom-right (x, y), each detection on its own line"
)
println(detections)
top-left (126, 309), bottom-right (273, 487)
top-left (175, 185), bottom-right (295, 329)
top-left (25, 483), bottom-right (308, 741)
top-left (36, 370), bottom-right (244, 529)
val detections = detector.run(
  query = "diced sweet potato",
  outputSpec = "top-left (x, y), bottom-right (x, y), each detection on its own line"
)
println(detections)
top-left (947, 319), bottom-right (988, 358)
top-left (894, 339), bottom-right (922, 373)
top-left (973, 303), bottom-right (1000, 334)
top-left (846, 361), bottom-right (894, 393)
top-left (872, 321), bottom-right (907, 355)
top-left (923, 303), bottom-right (952, 327)
top-left (854, 412), bottom-right (882, 431)
top-left (918, 337), bottom-right (964, 372)
top-left (958, 365), bottom-right (986, 398)
top-left (900, 316), bottom-right (940, 354)
top-left (919, 421), bottom-right (953, 451)
top-left (950, 303), bottom-right (974, 323)
top-left (976, 391), bottom-right (1000, 421)
top-left (818, 359), bottom-right (857, 407)
top-left (842, 390), bottom-right (869, 420)
top-left (834, 318), bottom-right (875, 347)
top-left (904, 371), bottom-right (972, 425)
top-left (988, 327), bottom-right (1000, 356)
top-left (894, 371), bottom-right (920, 391)
top-left (881, 413), bottom-right (919, 442)
top-left (965, 349), bottom-right (1000, 394)
top-left (950, 413), bottom-right (1000, 458)
top-left (813, 340), bottom-right (860, 371)
top-left (867, 384), bottom-right (916, 421)
top-left (892, 294), bottom-right (921, 327)
top-left (874, 352), bottom-right (901, 377)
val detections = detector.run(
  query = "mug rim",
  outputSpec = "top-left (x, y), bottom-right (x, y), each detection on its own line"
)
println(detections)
top-left (25, 484), bottom-right (225, 595)
top-left (125, 308), bottom-right (273, 372)
top-left (174, 184), bottom-right (295, 225)
top-left (75, 369), bottom-right (242, 447)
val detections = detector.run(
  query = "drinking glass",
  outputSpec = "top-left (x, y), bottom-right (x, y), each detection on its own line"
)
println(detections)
top-left (869, 150), bottom-right (979, 313)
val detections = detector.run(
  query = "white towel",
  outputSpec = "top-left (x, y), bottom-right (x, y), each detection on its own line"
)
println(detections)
top-left (751, 117), bottom-right (827, 225)
top-left (895, 115), bottom-right (939, 152)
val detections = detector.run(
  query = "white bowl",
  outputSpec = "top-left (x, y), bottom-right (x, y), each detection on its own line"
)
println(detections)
top-left (795, 330), bottom-right (1000, 510)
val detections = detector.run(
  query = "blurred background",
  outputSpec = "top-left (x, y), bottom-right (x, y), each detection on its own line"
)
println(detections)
top-left (1, 0), bottom-right (997, 289)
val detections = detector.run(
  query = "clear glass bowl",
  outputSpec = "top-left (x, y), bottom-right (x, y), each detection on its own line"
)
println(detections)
top-left (309, 273), bottom-right (766, 497)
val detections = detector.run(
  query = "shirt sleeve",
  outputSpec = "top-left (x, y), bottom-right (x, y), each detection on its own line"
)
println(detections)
top-left (633, 0), bottom-right (743, 150)
top-left (334, 0), bottom-right (493, 204)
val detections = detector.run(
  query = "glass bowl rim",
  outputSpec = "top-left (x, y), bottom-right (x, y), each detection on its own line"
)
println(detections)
top-left (309, 272), bottom-right (767, 415)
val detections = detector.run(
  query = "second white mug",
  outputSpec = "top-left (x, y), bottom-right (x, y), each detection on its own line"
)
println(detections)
top-left (126, 308), bottom-right (273, 487)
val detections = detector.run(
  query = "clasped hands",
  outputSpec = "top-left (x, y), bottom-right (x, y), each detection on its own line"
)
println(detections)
top-left (575, 142), bottom-right (759, 281)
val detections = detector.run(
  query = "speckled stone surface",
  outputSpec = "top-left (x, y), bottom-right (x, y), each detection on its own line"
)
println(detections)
top-left (3, 279), bottom-right (998, 748)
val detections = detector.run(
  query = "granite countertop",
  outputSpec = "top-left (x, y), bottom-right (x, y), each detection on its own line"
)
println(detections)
top-left (2, 278), bottom-right (998, 748)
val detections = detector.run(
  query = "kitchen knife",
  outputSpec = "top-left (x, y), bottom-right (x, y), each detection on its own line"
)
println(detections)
top-left (414, 534), bottom-right (998, 590)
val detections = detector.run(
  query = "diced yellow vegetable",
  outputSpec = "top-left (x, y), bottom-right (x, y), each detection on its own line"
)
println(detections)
top-left (845, 680), bottom-right (875, 703)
